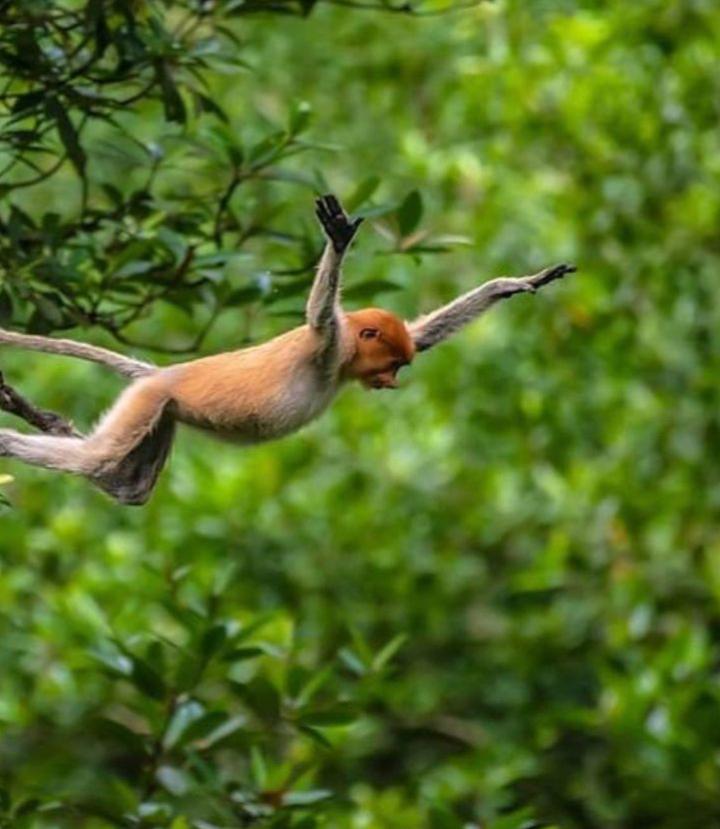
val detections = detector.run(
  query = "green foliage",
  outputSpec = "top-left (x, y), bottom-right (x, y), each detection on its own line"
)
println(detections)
top-left (2, 0), bottom-right (720, 827)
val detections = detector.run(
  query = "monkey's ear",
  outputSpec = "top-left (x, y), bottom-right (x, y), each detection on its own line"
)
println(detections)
top-left (359, 327), bottom-right (379, 340)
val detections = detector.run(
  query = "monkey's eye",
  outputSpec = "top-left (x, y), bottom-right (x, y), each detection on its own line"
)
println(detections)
top-left (359, 327), bottom-right (379, 340)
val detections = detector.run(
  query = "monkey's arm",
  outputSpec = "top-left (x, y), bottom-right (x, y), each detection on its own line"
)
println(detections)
top-left (306, 194), bottom-right (363, 340)
top-left (407, 263), bottom-right (576, 352)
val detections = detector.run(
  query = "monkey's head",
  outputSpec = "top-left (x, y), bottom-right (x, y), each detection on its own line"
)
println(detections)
top-left (344, 308), bottom-right (415, 389)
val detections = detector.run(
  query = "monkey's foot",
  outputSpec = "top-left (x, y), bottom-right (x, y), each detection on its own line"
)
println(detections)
top-left (315, 193), bottom-right (364, 253)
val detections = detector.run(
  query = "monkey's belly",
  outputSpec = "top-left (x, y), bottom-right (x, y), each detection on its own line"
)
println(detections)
top-left (176, 379), bottom-right (338, 445)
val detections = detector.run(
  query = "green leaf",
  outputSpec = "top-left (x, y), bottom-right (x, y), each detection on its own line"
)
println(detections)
top-left (13, 798), bottom-right (41, 818)
top-left (223, 646), bottom-right (265, 663)
top-left (156, 61), bottom-right (187, 124)
top-left (299, 703), bottom-right (357, 727)
top-left (163, 700), bottom-right (205, 749)
top-left (156, 766), bottom-right (190, 796)
top-left (232, 676), bottom-right (281, 722)
top-left (250, 745), bottom-right (267, 789)
top-left (429, 804), bottom-right (464, 829)
top-left (346, 176), bottom-right (381, 211)
top-left (46, 97), bottom-right (86, 177)
top-left (186, 713), bottom-right (246, 747)
top-left (129, 654), bottom-right (166, 701)
top-left (338, 648), bottom-right (367, 677)
top-left (297, 724), bottom-right (332, 749)
top-left (282, 789), bottom-right (333, 807)
top-left (343, 279), bottom-right (402, 302)
top-left (0, 290), bottom-right (14, 325)
top-left (289, 101), bottom-right (312, 135)
top-left (371, 633), bottom-right (407, 672)
top-left (397, 189), bottom-right (423, 236)
top-left (196, 93), bottom-right (229, 123)
top-left (201, 623), bottom-right (228, 659)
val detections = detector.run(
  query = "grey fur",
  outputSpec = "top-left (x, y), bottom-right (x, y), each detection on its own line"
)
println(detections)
top-left (0, 328), bottom-right (155, 378)
top-left (408, 264), bottom-right (576, 352)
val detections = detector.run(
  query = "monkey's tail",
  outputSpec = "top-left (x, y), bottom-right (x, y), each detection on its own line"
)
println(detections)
top-left (0, 328), bottom-right (156, 379)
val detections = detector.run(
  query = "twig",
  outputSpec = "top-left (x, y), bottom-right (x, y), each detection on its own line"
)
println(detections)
top-left (0, 370), bottom-right (81, 436)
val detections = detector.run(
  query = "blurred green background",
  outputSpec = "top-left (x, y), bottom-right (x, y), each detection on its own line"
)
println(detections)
top-left (1, 1), bottom-right (720, 827)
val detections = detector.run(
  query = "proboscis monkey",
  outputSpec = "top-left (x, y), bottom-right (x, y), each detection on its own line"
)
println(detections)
top-left (0, 194), bottom-right (575, 504)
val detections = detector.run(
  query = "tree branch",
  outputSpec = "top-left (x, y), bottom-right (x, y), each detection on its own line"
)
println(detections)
top-left (0, 371), bottom-right (81, 437)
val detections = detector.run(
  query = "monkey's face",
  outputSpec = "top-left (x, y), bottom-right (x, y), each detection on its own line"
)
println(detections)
top-left (345, 308), bottom-right (415, 390)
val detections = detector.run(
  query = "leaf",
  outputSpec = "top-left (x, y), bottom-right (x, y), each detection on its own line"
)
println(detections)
top-left (250, 746), bottom-right (267, 789)
top-left (289, 101), bottom-right (312, 135)
top-left (35, 294), bottom-right (63, 327)
top-left (201, 623), bottom-right (228, 659)
top-left (343, 280), bottom-right (402, 302)
top-left (129, 654), bottom-right (166, 701)
top-left (338, 648), bottom-right (367, 677)
top-left (371, 633), bottom-right (407, 672)
top-left (163, 700), bottom-right (205, 749)
top-left (346, 176), bottom-right (381, 211)
top-left (180, 711), bottom-right (228, 745)
top-left (46, 97), bottom-right (86, 177)
top-left (13, 798), bottom-right (40, 817)
top-left (282, 789), bottom-right (333, 807)
top-left (299, 0), bottom-right (319, 15)
top-left (429, 804), bottom-right (464, 829)
top-left (297, 724), bottom-right (332, 749)
top-left (223, 646), bottom-right (265, 663)
top-left (156, 61), bottom-right (187, 124)
top-left (294, 665), bottom-right (333, 707)
top-left (233, 676), bottom-right (281, 722)
top-left (0, 291), bottom-right (12, 324)
top-left (196, 93), bottom-right (229, 123)
top-left (156, 766), bottom-right (190, 796)
top-left (189, 713), bottom-right (246, 748)
top-left (397, 189), bottom-right (423, 236)
top-left (95, 717), bottom-right (149, 756)
top-left (11, 91), bottom-right (45, 116)
top-left (299, 703), bottom-right (357, 727)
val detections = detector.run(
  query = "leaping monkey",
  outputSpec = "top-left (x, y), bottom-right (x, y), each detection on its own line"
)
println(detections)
top-left (0, 194), bottom-right (575, 504)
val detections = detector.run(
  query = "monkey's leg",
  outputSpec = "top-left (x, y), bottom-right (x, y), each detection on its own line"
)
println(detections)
top-left (0, 377), bottom-right (175, 504)
top-left (0, 430), bottom-right (91, 472)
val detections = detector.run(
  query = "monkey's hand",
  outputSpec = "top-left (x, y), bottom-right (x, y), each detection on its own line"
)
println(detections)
top-left (525, 263), bottom-right (577, 290)
top-left (315, 194), bottom-right (364, 253)
top-left (495, 264), bottom-right (577, 297)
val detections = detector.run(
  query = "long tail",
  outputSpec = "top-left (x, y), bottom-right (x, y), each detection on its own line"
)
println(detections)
top-left (0, 328), bottom-right (156, 379)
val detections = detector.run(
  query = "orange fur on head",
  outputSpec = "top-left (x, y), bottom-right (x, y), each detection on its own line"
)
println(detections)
top-left (344, 308), bottom-right (415, 389)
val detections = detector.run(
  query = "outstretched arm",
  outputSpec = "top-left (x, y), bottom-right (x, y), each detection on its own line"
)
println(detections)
top-left (306, 194), bottom-right (363, 341)
top-left (407, 263), bottom-right (576, 353)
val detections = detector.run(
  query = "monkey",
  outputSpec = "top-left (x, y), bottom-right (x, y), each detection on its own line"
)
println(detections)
top-left (0, 194), bottom-right (575, 505)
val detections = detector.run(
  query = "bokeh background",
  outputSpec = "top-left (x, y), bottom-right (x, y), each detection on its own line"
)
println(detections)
top-left (1, 1), bottom-right (720, 827)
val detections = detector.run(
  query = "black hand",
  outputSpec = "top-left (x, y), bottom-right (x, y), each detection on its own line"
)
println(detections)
top-left (315, 193), bottom-right (364, 253)
top-left (531, 263), bottom-right (577, 289)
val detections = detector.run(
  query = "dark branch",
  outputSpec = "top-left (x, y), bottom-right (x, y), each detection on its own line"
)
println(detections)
top-left (0, 371), bottom-right (81, 437)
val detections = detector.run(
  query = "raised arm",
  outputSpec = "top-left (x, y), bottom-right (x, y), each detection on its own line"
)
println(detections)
top-left (407, 263), bottom-right (576, 352)
top-left (306, 194), bottom-right (363, 340)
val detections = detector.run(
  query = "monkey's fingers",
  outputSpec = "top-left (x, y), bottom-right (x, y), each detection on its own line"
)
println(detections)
top-left (316, 194), bottom-right (346, 224)
top-left (528, 263), bottom-right (577, 289)
top-left (320, 193), bottom-right (344, 218)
